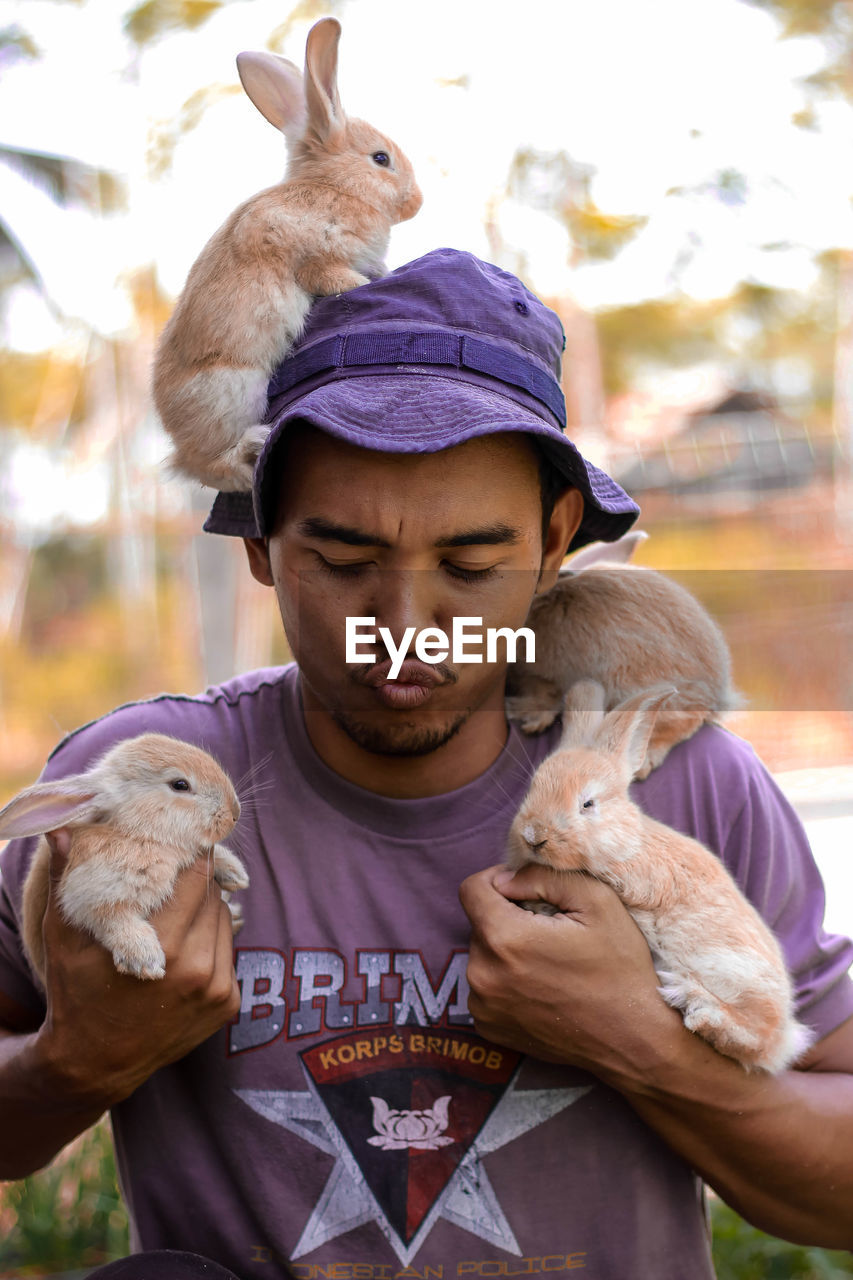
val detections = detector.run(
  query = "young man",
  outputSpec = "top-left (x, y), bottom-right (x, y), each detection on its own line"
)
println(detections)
top-left (0, 249), bottom-right (852, 1279)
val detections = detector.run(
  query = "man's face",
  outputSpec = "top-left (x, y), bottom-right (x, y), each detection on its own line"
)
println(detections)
top-left (245, 426), bottom-right (582, 761)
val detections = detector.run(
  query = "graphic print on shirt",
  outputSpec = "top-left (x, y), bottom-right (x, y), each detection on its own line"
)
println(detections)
top-left (231, 947), bottom-right (593, 1266)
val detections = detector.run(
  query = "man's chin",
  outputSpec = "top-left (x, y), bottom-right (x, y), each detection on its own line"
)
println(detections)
top-left (331, 708), bottom-right (471, 758)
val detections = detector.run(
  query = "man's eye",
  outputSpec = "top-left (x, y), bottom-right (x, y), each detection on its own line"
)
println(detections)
top-left (444, 563), bottom-right (499, 584)
top-left (315, 554), bottom-right (372, 577)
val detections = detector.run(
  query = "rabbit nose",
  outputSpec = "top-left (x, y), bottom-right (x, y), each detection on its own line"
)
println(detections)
top-left (231, 796), bottom-right (241, 821)
top-left (521, 823), bottom-right (547, 853)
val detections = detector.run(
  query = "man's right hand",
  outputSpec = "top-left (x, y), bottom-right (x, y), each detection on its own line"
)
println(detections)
top-left (35, 829), bottom-right (241, 1108)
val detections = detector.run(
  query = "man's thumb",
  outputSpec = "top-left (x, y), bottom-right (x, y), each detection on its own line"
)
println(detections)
top-left (45, 828), bottom-right (72, 893)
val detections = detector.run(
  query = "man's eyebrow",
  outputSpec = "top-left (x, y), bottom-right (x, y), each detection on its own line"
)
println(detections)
top-left (434, 524), bottom-right (523, 548)
top-left (296, 517), bottom-right (523, 549)
top-left (297, 518), bottom-right (392, 547)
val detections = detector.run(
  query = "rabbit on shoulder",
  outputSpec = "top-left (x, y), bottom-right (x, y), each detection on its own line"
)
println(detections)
top-left (505, 681), bottom-right (813, 1074)
top-left (506, 535), bottom-right (739, 778)
top-left (152, 16), bottom-right (422, 493)
top-left (0, 734), bottom-right (249, 986)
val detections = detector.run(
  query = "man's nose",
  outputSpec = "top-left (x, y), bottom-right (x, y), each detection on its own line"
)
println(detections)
top-left (372, 569), bottom-right (438, 654)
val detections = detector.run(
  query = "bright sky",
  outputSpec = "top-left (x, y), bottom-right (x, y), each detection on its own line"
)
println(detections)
top-left (2, 0), bottom-right (853, 351)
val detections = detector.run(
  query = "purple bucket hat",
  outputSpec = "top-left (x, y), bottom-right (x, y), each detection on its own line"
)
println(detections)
top-left (203, 247), bottom-right (639, 552)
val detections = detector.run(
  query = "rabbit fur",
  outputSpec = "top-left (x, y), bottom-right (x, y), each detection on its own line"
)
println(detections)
top-left (506, 537), bottom-right (740, 779)
top-left (505, 681), bottom-right (813, 1073)
top-left (0, 734), bottom-right (248, 985)
top-left (152, 17), bottom-right (422, 492)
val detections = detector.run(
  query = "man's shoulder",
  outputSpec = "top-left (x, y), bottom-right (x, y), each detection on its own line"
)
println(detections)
top-left (631, 722), bottom-right (787, 854)
top-left (43, 664), bottom-right (299, 780)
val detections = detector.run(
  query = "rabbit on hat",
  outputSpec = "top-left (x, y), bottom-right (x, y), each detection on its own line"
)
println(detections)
top-left (506, 534), bottom-right (740, 779)
top-left (505, 681), bottom-right (813, 1074)
top-left (0, 734), bottom-right (249, 985)
top-left (152, 16), bottom-right (422, 494)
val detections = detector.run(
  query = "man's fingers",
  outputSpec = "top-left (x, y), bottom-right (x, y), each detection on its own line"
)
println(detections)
top-left (492, 864), bottom-right (617, 914)
top-left (153, 857), bottom-right (223, 957)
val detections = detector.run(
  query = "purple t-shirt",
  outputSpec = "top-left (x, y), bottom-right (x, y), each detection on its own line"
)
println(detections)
top-left (1, 663), bottom-right (851, 1279)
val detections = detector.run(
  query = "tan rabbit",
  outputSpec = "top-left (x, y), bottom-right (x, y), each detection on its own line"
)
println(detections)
top-left (0, 734), bottom-right (248, 985)
top-left (505, 681), bottom-right (813, 1073)
top-left (506, 553), bottom-right (740, 778)
top-left (152, 17), bottom-right (423, 492)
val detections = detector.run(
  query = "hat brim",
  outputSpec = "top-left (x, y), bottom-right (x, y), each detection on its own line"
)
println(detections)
top-left (204, 372), bottom-right (639, 553)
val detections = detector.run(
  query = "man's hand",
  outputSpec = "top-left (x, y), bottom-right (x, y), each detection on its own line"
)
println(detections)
top-left (460, 862), bottom-right (683, 1079)
top-left (36, 829), bottom-right (241, 1108)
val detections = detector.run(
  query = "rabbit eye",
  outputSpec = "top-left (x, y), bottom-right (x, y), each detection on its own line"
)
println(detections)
top-left (371, 151), bottom-right (390, 167)
top-left (169, 778), bottom-right (191, 792)
top-left (582, 797), bottom-right (595, 810)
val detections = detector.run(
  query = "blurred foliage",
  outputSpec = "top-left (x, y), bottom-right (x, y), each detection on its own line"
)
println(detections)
top-left (0, 145), bottom-right (127, 216)
top-left (0, 350), bottom-right (87, 435)
top-left (711, 1200), bottom-right (853, 1277)
top-left (741, 0), bottom-right (853, 117)
top-left (508, 148), bottom-right (648, 264)
top-left (123, 0), bottom-right (224, 48)
top-left (0, 1119), bottom-right (129, 1277)
top-left (742, 0), bottom-right (851, 39)
top-left (147, 82), bottom-right (243, 179)
top-left (596, 250), bottom-right (843, 406)
top-left (267, 0), bottom-right (348, 53)
top-left (0, 25), bottom-right (40, 64)
top-left (0, 534), bottom-right (203, 804)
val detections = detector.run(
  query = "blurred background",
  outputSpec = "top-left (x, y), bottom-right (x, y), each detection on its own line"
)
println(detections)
top-left (0, 0), bottom-right (852, 1273)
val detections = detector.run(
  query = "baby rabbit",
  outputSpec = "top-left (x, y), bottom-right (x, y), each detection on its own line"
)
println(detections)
top-left (505, 681), bottom-right (813, 1073)
top-left (152, 17), bottom-right (422, 493)
top-left (0, 734), bottom-right (249, 985)
top-left (506, 558), bottom-right (740, 778)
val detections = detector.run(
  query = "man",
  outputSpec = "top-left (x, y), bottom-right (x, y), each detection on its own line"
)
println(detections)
top-left (0, 249), bottom-right (851, 1279)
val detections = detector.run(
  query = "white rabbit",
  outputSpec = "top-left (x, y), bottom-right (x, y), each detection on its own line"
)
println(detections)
top-left (505, 681), bottom-right (813, 1073)
top-left (152, 17), bottom-right (422, 493)
top-left (0, 734), bottom-right (248, 985)
top-left (506, 540), bottom-right (740, 778)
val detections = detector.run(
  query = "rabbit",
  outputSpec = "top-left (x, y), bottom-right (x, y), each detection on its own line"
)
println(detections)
top-left (0, 734), bottom-right (249, 986)
top-left (505, 542), bottom-right (740, 779)
top-left (152, 16), bottom-right (423, 493)
top-left (505, 680), bottom-right (814, 1073)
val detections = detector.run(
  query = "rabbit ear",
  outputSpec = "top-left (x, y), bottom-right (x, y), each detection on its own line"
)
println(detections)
top-left (304, 17), bottom-right (346, 143)
top-left (566, 529), bottom-right (648, 572)
top-left (0, 779), bottom-right (99, 840)
top-left (594, 686), bottom-right (676, 776)
top-left (236, 51), bottom-right (307, 138)
top-left (560, 680), bottom-right (606, 748)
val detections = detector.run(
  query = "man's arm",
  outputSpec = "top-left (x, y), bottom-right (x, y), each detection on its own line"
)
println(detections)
top-left (460, 864), bottom-right (853, 1250)
top-left (0, 837), bottom-right (241, 1181)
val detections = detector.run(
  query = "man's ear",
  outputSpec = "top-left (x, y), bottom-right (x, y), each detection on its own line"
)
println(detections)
top-left (244, 537), bottom-right (275, 587)
top-left (536, 488), bottom-right (584, 593)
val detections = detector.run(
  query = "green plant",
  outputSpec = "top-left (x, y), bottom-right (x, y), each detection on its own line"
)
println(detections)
top-left (710, 1200), bottom-right (853, 1279)
top-left (0, 1118), bottom-right (129, 1277)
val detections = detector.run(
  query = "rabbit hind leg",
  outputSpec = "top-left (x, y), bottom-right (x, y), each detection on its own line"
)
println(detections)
top-left (657, 967), bottom-right (768, 1068)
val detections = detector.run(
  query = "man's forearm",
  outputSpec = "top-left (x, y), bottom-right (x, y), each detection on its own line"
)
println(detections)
top-left (588, 1018), bottom-right (853, 1249)
top-left (0, 1028), bottom-right (109, 1180)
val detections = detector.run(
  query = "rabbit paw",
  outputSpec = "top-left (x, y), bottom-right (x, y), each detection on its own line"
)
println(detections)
top-left (517, 898), bottom-right (561, 917)
top-left (109, 923), bottom-right (167, 981)
top-left (214, 845), bottom-right (250, 892)
top-left (504, 697), bottom-right (559, 735)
